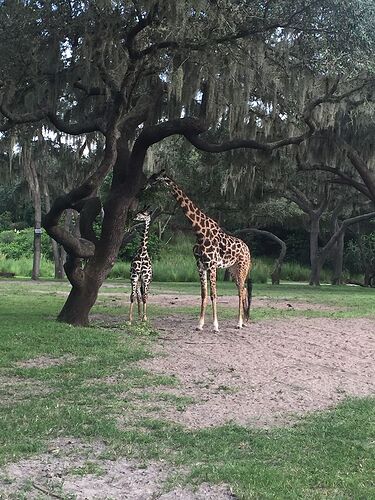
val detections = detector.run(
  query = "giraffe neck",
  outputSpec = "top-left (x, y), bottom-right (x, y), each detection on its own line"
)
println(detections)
top-left (165, 178), bottom-right (215, 236)
top-left (140, 219), bottom-right (150, 252)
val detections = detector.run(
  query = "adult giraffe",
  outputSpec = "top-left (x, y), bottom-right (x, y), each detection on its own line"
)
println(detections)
top-left (147, 171), bottom-right (252, 332)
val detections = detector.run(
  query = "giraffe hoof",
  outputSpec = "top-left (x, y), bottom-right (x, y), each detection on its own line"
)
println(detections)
top-left (196, 325), bottom-right (203, 331)
top-left (236, 324), bottom-right (243, 329)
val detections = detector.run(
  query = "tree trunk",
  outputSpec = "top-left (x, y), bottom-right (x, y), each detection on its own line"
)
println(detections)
top-left (309, 257), bottom-right (323, 286)
top-left (309, 215), bottom-right (321, 285)
top-left (44, 182), bottom-right (66, 279)
top-left (24, 155), bottom-right (42, 280)
top-left (271, 262), bottom-right (282, 285)
top-left (32, 224), bottom-right (42, 280)
top-left (331, 231), bottom-right (345, 285)
top-left (56, 191), bottom-right (133, 325)
top-left (57, 274), bottom-right (100, 326)
top-left (270, 239), bottom-right (287, 285)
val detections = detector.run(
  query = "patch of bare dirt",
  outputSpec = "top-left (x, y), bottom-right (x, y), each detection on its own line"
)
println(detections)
top-left (146, 293), bottom-right (340, 311)
top-left (137, 315), bottom-right (375, 428)
top-left (0, 438), bottom-right (233, 499)
top-left (0, 376), bottom-right (52, 406)
top-left (87, 289), bottom-right (342, 312)
top-left (15, 355), bottom-right (76, 369)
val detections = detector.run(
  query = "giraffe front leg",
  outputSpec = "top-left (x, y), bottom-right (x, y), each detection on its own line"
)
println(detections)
top-left (208, 267), bottom-right (219, 332)
top-left (141, 278), bottom-right (151, 322)
top-left (129, 275), bottom-right (139, 324)
top-left (197, 267), bottom-right (207, 331)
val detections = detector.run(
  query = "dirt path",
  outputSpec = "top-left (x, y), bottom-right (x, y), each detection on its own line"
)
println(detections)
top-left (138, 315), bottom-right (375, 428)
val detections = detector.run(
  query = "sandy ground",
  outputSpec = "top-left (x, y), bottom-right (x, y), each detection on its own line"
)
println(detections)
top-left (53, 289), bottom-right (340, 312)
top-left (138, 314), bottom-right (375, 428)
top-left (0, 438), bottom-right (234, 499)
top-left (145, 292), bottom-right (339, 311)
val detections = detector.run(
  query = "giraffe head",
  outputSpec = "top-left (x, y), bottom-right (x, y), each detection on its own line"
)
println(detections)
top-left (134, 206), bottom-right (151, 223)
top-left (144, 169), bottom-right (172, 189)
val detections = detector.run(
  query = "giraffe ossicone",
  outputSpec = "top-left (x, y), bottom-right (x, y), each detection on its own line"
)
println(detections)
top-left (128, 208), bottom-right (153, 324)
top-left (147, 172), bottom-right (253, 332)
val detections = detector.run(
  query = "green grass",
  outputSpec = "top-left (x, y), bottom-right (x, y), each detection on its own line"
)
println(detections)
top-left (0, 254), bottom-right (54, 278)
top-left (0, 280), bottom-right (375, 498)
top-left (0, 240), bottom-right (340, 284)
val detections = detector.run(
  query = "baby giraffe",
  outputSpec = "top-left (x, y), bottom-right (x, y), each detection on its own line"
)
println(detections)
top-left (129, 208), bottom-right (153, 323)
top-left (147, 171), bottom-right (252, 332)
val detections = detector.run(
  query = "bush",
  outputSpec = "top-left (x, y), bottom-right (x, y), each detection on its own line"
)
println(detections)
top-left (0, 228), bottom-right (53, 260)
top-left (0, 211), bottom-right (13, 231)
top-left (345, 233), bottom-right (375, 275)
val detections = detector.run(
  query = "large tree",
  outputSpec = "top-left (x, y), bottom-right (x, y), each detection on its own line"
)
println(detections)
top-left (0, 0), bottom-right (374, 325)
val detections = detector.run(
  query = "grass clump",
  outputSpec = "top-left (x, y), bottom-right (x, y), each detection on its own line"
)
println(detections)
top-left (0, 254), bottom-right (54, 278)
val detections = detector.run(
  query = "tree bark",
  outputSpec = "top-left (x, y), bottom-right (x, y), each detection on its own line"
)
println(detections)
top-left (24, 154), bottom-right (42, 280)
top-left (309, 215), bottom-right (321, 285)
top-left (331, 230), bottom-right (345, 285)
top-left (51, 154), bottom-right (141, 326)
top-left (57, 267), bottom-right (100, 325)
top-left (44, 182), bottom-right (66, 279)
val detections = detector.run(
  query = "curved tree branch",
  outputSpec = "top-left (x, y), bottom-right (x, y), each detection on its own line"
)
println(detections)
top-left (43, 124), bottom-right (120, 263)
top-left (321, 211), bottom-right (375, 261)
top-left (131, 83), bottom-right (339, 167)
top-left (133, 6), bottom-right (330, 60)
top-left (184, 81), bottom-right (344, 153)
top-left (285, 185), bottom-right (315, 214)
top-left (47, 111), bottom-right (104, 135)
top-left (298, 162), bottom-right (372, 200)
top-left (125, 3), bottom-right (159, 59)
top-left (234, 227), bottom-right (287, 285)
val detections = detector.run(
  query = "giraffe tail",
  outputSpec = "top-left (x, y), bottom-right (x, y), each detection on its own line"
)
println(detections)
top-left (244, 277), bottom-right (253, 322)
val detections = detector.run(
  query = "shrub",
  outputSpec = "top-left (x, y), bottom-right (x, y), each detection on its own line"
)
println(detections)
top-left (0, 228), bottom-right (52, 260)
top-left (345, 233), bottom-right (375, 275)
top-left (0, 211), bottom-right (13, 231)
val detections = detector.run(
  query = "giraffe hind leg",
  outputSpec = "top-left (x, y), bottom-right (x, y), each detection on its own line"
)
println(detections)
top-left (140, 277), bottom-right (151, 322)
top-left (197, 266), bottom-right (208, 331)
top-left (230, 264), bottom-right (245, 329)
top-left (208, 267), bottom-right (219, 332)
